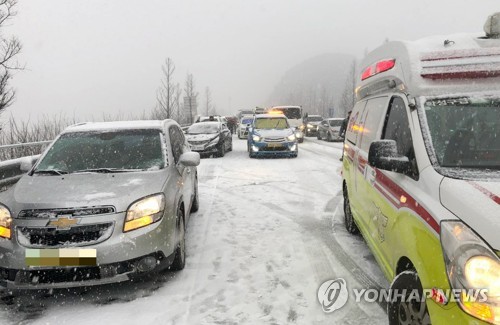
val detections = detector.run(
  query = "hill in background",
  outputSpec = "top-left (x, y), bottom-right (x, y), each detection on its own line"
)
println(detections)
top-left (267, 53), bottom-right (356, 118)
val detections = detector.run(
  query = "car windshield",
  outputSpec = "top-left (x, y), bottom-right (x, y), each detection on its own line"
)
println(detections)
top-left (254, 118), bottom-right (289, 129)
top-left (187, 123), bottom-right (219, 134)
top-left (269, 107), bottom-right (301, 120)
top-left (35, 130), bottom-right (164, 173)
top-left (423, 96), bottom-right (500, 169)
top-left (307, 116), bottom-right (323, 122)
top-left (241, 118), bottom-right (253, 124)
top-left (329, 120), bottom-right (343, 127)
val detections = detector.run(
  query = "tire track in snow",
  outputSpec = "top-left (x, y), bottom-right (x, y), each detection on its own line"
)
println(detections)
top-left (181, 163), bottom-right (220, 324)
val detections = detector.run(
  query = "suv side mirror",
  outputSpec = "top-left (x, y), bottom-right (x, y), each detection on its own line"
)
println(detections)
top-left (20, 156), bottom-right (36, 173)
top-left (368, 140), bottom-right (412, 174)
top-left (179, 152), bottom-right (200, 167)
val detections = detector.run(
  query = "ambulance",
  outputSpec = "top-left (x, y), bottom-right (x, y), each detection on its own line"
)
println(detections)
top-left (342, 13), bottom-right (500, 324)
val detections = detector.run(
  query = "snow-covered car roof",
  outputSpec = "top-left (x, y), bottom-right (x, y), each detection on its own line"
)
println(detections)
top-left (62, 120), bottom-right (170, 133)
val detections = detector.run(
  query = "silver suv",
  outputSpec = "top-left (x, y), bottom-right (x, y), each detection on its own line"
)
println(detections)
top-left (0, 120), bottom-right (200, 289)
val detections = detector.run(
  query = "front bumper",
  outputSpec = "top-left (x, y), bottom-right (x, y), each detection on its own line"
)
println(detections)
top-left (250, 141), bottom-right (298, 156)
top-left (188, 141), bottom-right (219, 154)
top-left (0, 210), bottom-right (176, 289)
top-left (0, 251), bottom-right (173, 290)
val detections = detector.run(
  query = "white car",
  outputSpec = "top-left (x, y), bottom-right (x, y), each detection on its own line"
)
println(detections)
top-left (236, 116), bottom-right (253, 139)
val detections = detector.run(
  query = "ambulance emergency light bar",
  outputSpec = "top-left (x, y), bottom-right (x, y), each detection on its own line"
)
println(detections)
top-left (360, 59), bottom-right (396, 81)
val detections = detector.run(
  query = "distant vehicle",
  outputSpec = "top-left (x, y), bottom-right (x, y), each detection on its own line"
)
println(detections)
top-left (0, 120), bottom-right (200, 289)
top-left (268, 106), bottom-right (304, 143)
top-left (303, 114), bottom-right (323, 137)
top-left (343, 13), bottom-right (500, 325)
top-left (194, 115), bottom-right (228, 125)
top-left (247, 113), bottom-right (298, 158)
top-left (317, 118), bottom-right (344, 141)
top-left (237, 109), bottom-right (254, 119)
top-left (236, 116), bottom-right (253, 139)
top-left (185, 121), bottom-right (232, 157)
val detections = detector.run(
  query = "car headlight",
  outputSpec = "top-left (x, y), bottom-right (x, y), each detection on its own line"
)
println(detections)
top-left (252, 135), bottom-right (262, 142)
top-left (287, 134), bottom-right (296, 141)
top-left (124, 194), bottom-right (165, 232)
top-left (299, 125), bottom-right (305, 131)
top-left (441, 221), bottom-right (500, 323)
top-left (0, 204), bottom-right (12, 239)
top-left (307, 123), bottom-right (313, 128)
top-left (209, 136), bottom-right (220, 145)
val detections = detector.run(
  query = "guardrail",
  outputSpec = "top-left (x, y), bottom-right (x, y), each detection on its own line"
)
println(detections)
top-left (0, 140), bottom-right (51, 190)
top-left (0, 155), bottom-right (39, 190)
top-left (0, 140), bottom-right (52, 150)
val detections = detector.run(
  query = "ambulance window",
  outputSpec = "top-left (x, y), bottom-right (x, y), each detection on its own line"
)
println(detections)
top-left (359, 97), bottom-right (388, 152)
top-left (346, 101), bottom-right (367, 145)
top-left (382, 97), bottom-right (415, 160)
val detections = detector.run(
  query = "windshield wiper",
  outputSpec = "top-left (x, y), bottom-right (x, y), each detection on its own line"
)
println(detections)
top-left (33, 169), bottom-right (68, 175)
top-left (72, 168), bottom-right (140, 174)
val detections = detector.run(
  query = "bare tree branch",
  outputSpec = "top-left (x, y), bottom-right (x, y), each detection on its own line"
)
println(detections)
top-left (0, 0), bottom-right (22, 116)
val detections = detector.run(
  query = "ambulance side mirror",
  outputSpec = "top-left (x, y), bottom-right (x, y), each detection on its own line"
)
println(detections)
top-left (368, 140), bottom-right (412, 175)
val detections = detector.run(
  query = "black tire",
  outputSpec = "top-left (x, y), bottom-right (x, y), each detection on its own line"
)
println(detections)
top-left (317, 132), bottom-right (321, 140)
top-left (217, 141), bottom-right (225, 157)
top-left (170, 210), bottom-right (186, 271)
top-left (388, 270), bottom-right (431, 325)
top-left (190, 177), bottom-right (199, 213)
top-left (343, 185), bottom-right (359, 234)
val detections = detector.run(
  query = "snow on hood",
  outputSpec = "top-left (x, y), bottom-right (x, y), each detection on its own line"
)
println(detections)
top-left (440, 177), bottom-right (500, 249)
top-left (254, 128), bottom-right (293, 138)
top-left (186, 133), bottom-right (218, 142)
top-left (7, 170), bottom-right (168, 215)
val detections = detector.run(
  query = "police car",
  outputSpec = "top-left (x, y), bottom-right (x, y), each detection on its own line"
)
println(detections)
top-left (342, 13), bottom-right (500, 325)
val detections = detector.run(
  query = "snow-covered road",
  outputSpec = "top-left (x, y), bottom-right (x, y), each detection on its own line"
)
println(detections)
top-left (2, 136), bottom-right (388, 325)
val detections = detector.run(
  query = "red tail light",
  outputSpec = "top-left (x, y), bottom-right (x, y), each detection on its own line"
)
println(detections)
top-left (375, 59), bottom-right (396, 73)
top-left (361, 59), bottom-right (396, 81)
top-left (361, 67), bottom-right (372, 80)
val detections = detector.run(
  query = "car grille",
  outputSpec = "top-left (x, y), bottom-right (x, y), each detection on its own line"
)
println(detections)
top-left (23, 267), bottom-right (103, 284)
top-left (17, 222), bottom-right (114, 248)
top-left (189, 140), bottom-right (209, 145)
top-left (18, 206), bottom-right (115, 219)
top-left (262, 146), bottom-right (288, 152)
top-left (264, 137), bottom-right (286, 142)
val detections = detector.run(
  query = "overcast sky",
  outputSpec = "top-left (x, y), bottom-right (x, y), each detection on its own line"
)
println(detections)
top-left (4, 0), bottom-right (499, 121)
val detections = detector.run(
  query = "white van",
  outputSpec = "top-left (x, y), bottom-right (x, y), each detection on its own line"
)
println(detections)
top-left (342, 13), bottom-right (500, 325)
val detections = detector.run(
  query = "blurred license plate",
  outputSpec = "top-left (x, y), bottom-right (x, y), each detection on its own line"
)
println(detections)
top-left (267, 143), bottom-right (283, 148)
top-left (25, 248), bottom-right (97, 266)
top-left (191, 145), bottom-right (204, 151)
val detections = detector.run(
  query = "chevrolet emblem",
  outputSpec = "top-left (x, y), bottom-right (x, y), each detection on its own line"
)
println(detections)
top-left (47, 216), bottom-right (78, 229)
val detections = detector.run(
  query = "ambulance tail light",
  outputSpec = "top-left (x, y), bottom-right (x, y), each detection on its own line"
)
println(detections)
top-left (361, 66), bottom-right (372, 81)
top-left (375, 59), bottom-right (396, 74)
top-left (361, 59), bottom-right (396, 81)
